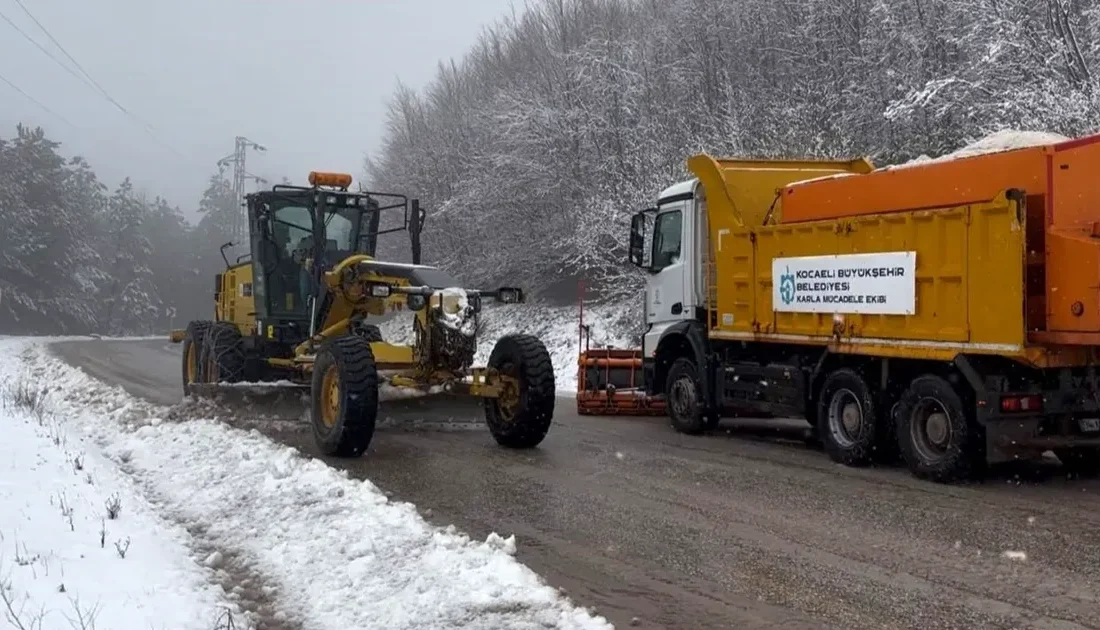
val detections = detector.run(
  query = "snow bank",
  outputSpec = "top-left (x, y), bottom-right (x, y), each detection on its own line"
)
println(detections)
top-left (0, 339), bottom-right (613, 630)
top-left (378, 302), bottom-right (639, 394)
top-left (0, 371), bottom-right (235, 629)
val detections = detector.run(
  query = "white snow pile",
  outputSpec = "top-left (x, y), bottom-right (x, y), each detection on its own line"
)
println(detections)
top-left (0, 364), bottom-right (235, 629)
top-left (378, 301), bottom-right (639, 394)
top-left (890, 129), bottom-right (1070, 169)
top-left (436, 287), bottom-right (478, 337)
top-left (787, 129), bottom-right (1072, 189)
top-left (0, 338), bottom-right (613, 630)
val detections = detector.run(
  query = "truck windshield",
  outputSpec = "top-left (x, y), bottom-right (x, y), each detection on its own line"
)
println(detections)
top-left (651, 209), bottom-right (682, 271)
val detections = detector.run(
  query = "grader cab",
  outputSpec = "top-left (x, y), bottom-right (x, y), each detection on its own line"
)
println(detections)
top-left (170, 171), bottom-right (556, 457)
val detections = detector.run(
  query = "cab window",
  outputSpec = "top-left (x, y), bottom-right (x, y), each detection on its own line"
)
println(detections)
top-left (650, 209), bottom-right (682, 271)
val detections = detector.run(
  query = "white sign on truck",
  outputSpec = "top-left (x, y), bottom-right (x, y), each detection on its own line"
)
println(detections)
top-left (772, 251), bottom-right (916, 315)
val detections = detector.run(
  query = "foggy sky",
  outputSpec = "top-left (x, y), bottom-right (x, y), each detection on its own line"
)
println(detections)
top-left (0, 0), bottom-right (520, 220)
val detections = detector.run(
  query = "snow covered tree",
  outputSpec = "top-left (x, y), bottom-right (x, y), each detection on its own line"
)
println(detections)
top-left (367, 0), bottom-right (1100, 302)
top-left (98, 178), bottom-right (160, 335)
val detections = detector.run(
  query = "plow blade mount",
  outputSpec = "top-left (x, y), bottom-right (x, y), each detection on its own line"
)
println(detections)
top-left (375, 386), bottom-right (491, 431)
top-left (577, 348), bottom-right (666, 416)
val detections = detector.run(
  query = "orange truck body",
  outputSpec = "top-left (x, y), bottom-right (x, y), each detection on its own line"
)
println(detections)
top-left (770, 134), bottom-right (1100, 350)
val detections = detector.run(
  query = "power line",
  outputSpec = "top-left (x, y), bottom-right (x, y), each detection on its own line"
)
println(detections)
top-left (11, 0), bottom-right (120, 108)
top-left (0, 8), bottom-right (94, 94)
top-left (0, 69), bottom-right (73, 127)
top-left (0, 1), bottom-right (202, 168)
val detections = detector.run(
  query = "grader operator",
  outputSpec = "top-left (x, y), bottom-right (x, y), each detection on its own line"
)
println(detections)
top-left (171, 171), bottom-right (556, 458)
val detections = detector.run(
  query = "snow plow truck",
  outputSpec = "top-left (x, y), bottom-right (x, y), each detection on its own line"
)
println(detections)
top-left (589, 132), bottom-right (1100, 483)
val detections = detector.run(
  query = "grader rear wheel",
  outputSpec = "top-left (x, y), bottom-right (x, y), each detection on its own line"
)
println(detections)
top-left (180, 320), bottom-right (213, 396)
top-left (484, 333), bottom-right (555, 449)
top-left (310, 336), bottom-right (380, 458)
top-left (201, 322), bottom-right (246, 385)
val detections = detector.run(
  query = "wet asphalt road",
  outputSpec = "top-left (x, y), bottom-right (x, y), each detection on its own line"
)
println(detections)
top-left (52, 339), bottom-right (1100, 630)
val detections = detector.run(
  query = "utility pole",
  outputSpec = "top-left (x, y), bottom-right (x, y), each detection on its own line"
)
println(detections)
top-left (217, 136), bottom-right (268, 240)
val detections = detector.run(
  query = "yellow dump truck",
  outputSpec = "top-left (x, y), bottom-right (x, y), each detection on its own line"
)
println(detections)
top-left (625, 133), bottom-right (1100, 482)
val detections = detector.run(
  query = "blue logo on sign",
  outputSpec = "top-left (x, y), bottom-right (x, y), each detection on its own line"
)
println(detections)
top-left (779, 266), bottom-right (796, 305)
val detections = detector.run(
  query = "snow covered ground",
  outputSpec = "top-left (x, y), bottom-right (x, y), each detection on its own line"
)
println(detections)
top-left (378, 301), bottom-right (639, 394)
top-left (0, 338), bottom-right (614, 630)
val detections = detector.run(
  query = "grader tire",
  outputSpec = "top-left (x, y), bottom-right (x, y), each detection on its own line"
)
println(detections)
top-left (311, 336), bottom-right (379, 458)
top-left (485, 333), bottom-right (555, 449)
top-left (355, 324), bottom-right (384, 343)
top-left (201, 322), bottom-right (246, 385)
top-left (181, 320), bottom-right (213, 396)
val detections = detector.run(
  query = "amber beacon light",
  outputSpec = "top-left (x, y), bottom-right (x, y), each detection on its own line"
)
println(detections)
top-left (308, 171), bottom-right (353, 189)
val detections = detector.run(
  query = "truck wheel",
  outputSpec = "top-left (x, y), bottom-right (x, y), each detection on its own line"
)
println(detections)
top-left (311, 336), bottom-right (379, 457)
top-left (485, 334), bottom-right (555, 449)
top-left (201, 322), bottom-right (246, 384)
top-left (817, 368), bottom-right (879, 467)
top-left (666, 357), bottom-right (709, 435)
top-left (180, 320), bottom-right (212, 396)
top-left (1054, 448), bottom-right (1100, 478)
top-left (895, 374), bottom-right (981, 483)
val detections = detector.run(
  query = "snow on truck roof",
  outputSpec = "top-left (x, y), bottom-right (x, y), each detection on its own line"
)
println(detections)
top-left (785, 129), bottom-right (1072, 188)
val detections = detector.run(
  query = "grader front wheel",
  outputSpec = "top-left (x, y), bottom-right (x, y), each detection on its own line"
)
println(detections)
top-left (310, 336), bottom-right (380, 458)
top-left (484, 334), bottom-right (555, 449)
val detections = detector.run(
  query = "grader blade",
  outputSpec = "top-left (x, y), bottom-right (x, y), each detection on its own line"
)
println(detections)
top-left (376, 387), bottom-right (489, 431)
top-left (185, 382), bottom-right (311, 422)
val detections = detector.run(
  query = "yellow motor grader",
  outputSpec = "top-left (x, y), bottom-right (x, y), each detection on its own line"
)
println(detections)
top-left (169, 171), bottom-right (555, 457)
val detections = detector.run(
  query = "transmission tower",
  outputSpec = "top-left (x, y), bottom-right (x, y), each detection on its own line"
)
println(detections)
top-left (216, 136), bottom-right (268, 239)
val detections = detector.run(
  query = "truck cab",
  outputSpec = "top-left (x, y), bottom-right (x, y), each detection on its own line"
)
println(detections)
top-left (635, 180), bottom-right (707, 347)
top-left (629, 179), bottom-right (712, 411)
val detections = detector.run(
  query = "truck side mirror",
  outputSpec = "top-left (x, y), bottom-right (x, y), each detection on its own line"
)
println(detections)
top-left (628, 212), bottom-right (647, 267)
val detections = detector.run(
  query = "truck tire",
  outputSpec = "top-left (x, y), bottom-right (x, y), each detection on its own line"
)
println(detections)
top-left (817, 368), bottom-right (879, 467)
top-left (181, 320), bottom-right (213, 396)
top-left (311, 336), bottom-right (379, 457)
top-left (1054, 447), bottom-right (1100, 478)
top-left (666, 357), bottom-right (709, 435)
top-left (201, 322), bottom-right (246, 384)
top-left (895, 374), bottom-right (982, 483)
top-left (485, 334), bottom-right (555, 449)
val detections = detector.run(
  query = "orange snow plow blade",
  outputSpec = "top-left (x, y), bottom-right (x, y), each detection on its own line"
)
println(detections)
top-left (576, 347), bottom-right (666, 416)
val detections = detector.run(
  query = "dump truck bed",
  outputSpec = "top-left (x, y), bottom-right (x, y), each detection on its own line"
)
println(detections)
top-left (690, 132), bottom-right (1100, 366)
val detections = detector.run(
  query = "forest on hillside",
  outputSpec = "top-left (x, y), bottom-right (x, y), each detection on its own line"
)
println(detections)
top-left (367, 0), bottom-right (1100, 298)
top-left (0, 124), bottom-right (238, 335)
top-left (6, 0), bottom-right (1100, 335)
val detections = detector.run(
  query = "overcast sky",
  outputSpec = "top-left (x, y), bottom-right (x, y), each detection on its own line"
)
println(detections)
top-left (0, 0), bottom-right (519, 220)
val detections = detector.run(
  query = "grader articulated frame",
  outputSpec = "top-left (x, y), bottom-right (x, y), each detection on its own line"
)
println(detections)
top-left (170, 171), bottom-right (556, 457)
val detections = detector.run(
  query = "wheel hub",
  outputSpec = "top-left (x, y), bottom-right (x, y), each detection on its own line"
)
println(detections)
top-left (185, 345), bottom-right (196, 383)
top-left (670, 377), bottom-right (696, 415)
top-left (320, 365), bottom-right (340, 429)
top-left (497, 378), bottom-right (520, 421)
top-left (841, 402), bottom-right (862, 435)
top-left (925, 412), bottom-right (949, 447)
top-left (827, 388), bottom-right (863, 447)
